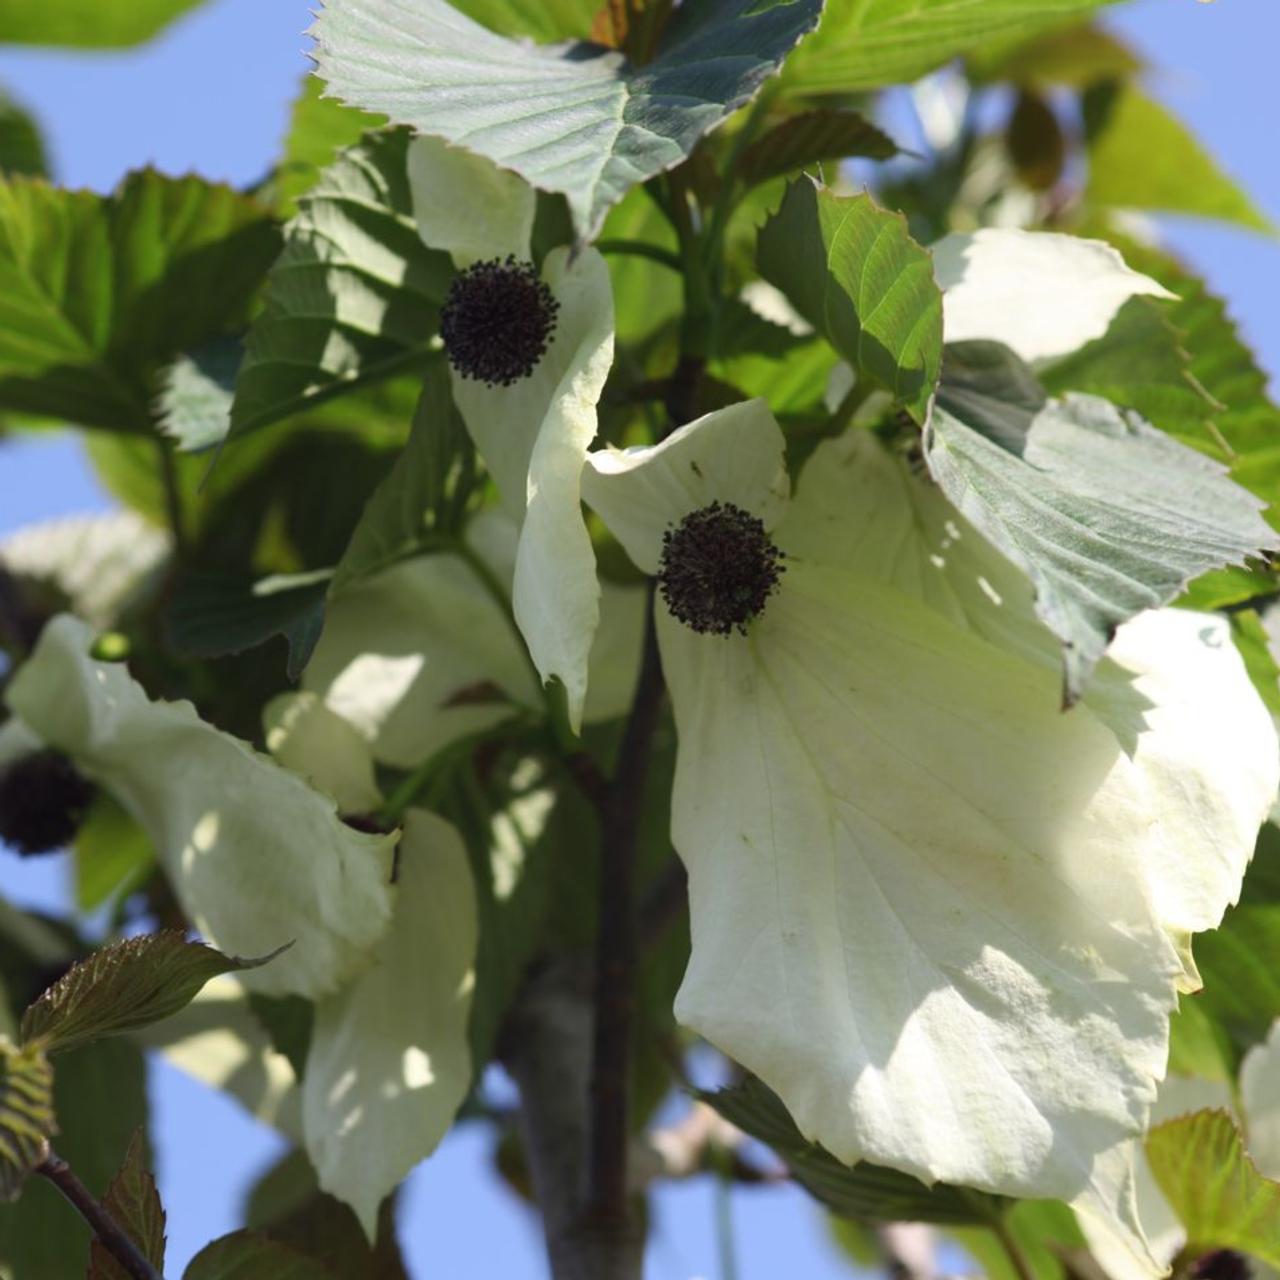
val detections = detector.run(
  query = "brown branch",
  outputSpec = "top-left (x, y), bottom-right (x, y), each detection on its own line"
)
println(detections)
top-left (36, 1149), bottom-right (164, 1280)
top-left (638, 857), bottom-right (687, 948)
top-left (586, 599), bottom-right (663, 1231)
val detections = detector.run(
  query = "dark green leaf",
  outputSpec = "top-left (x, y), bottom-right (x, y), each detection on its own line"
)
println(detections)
top-left (165, 570), bottom-right (331, 681)
top-left (703, 1077), bottom-right (1008, 1225)
top-left (1086, 85), bottom-right (1273, 234)
top-left (927, 349), bottom-right (1278, 703)
top-left (1192, 904), bottom-right (1280, 1063)
top-left (331, 360), bottom-right (474, 593)
top-left (0, 89), bottom-right (46, 177)
top-left (184, 1230), bottom-right (338, 1280)
top-left (737, 109), bottom-right (900, 188)
top-left (312, 0), bottom-right (824, 239)
top-left (229, 129), bottom-right (450, 440)
top-left (156, 337), bottom-right (241, 453)
top-left (783, 0), bottom-right (1120, 94)
top-left (1146, 1110), bottom-right (1280, 1265)
top-left (967, 22), bottom-right (1141, 89)
top-left (0, 1039), bottom-right (147, 1278)
top-left (0, 0), bottom-right (208, 46)
top-left (20, 930), bottom-right (280, 1054)
top-left (87, 1130), bottom-right (166, 1280)
top-left (758, 178), bottom-right (942, 422)
top-left (245, 1151), bottom-right (409, 1280)
top-left (1005, 90), bottom-right (1066, 192)
top-left (0, 171), bottom-right (279, 432)
top-left (0, 1039), bottom-right (53, 1202)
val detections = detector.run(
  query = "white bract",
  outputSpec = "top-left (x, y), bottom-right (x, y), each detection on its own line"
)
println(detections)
top-left (304, 510), bottom-right (645, 770)
top-left (932, 228), bottom-right (1174, 362)
top-left (265, 692), bottom-right (478, 1235)
top-left (1085, 1020), bottom-right (1280, 1278)
top-left (3, 615), bottom-right (396, 999)
top-left (582, 402), bottom-right (1277, 1270)
top-left (408, 136), bottom-right (615, 731)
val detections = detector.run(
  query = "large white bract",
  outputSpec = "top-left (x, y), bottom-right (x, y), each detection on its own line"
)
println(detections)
top-left (582, 402), bottom-right (1278, 1270)
top-left (3, 615), bottom-right (397, 999)
top-left (407, 136), bottom-right (616, 732)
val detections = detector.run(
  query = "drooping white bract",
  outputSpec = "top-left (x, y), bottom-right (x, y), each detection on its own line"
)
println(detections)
top-left (265, 692), bottom-right (479, 1235)
top-left (932, 228), bottom-right (1173, 362)
top-left (582, 402), bottom-right (1277, 1271)
top-left (304, 807), bottom-right (477, 1237)
top-left (3, 615), bottom-right (397, 999)
top-left (304, 510), bottom-right (645, 770)
top-left (408, 135), bottom-right (615, 731)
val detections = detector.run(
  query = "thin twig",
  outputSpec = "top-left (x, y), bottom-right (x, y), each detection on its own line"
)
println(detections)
top-left (36, 1149), bottom-right (164, 1280)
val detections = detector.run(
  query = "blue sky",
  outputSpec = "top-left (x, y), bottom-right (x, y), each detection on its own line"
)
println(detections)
top-left (0, 0), bottom-right (1277, 1275)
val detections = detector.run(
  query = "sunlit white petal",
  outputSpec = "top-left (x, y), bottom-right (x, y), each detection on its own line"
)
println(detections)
top-left (933, 229), bottom-right (1173, 363)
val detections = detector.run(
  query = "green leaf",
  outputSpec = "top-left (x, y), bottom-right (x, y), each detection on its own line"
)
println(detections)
top-left (184, 1231), bottom-right (338, 1280)
top-left (0, 90), bottom-right (47, 178)
top-left (1167, 994), bottom-right (1237, 1084)
top-left (1146, 1109), bottom-right (1280, 1264)
top-left (0, 0), bottom-right (208, 46)
top-left (74, 793), bottom-right (156, 914)
top-left (783, 0), bottom-right (1120, 95)
top-left (0, 1039), bottom-right (53, 1202)
top-left (331, 361), bottom-right (473, 592)
top-left (0, 1039), bottom-right (147, 1280)
top-left (1086, 236), bottom-right (1280, 514)
top-left (87, 1130), bottom-right (166, 1280)
top-left (702, 1077), bottom-right (1008, 1226)
top-left (277, 77), bottom-right (387, 217)
top-left (312, 0), bottom-right (824, 239)
top-left (927, 344), bottom-right (1278, 704)
top-left (0, 171), bottom-right (279, 432)
top-left (229, 129), bottom-right (451, 441)
top-left (245, 1151), bottom-right (409, 1280)
top-left (757, 178), bottom-right (942, 423)
top-left (156, 336), bottom-right (241, 452)
top-left (1229, 610), bottom-right (1280, 719)
top-left (1043, 296), bottom-right (1226, 453)
top-left (165, 570), bottom-right (331, 680)
top-left (1086, 85), bottom-right (1273, 235)
top-left (20, 931), bottom-right (280, 1054)
top-left (736, 109), bottom-right (900, 188)
top-left (950, 1200), bottom-right (1086, 1280)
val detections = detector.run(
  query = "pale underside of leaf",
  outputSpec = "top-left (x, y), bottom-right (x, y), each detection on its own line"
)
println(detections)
top-left (312, 0), bottom-right (823, 239)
